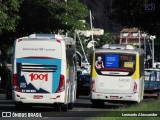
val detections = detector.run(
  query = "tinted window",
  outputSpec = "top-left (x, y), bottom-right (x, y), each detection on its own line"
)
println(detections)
top-left (95, 53), bottom-right (136, 72)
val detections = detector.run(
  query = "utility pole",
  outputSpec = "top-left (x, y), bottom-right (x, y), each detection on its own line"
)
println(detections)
top-left (138, 30), bottom-right (141, 48)
top-left (89, 10), bottom-right (94, 50)
top-left (65, 0), bottom-right (68, 37)
top-left (150, 35), bottom-right (156, 68)
top-left (142, 32), bottom-right (147, 60)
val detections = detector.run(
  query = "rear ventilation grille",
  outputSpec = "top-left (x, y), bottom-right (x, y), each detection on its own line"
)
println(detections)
top-left (20, 65), bottom-right (57, 72)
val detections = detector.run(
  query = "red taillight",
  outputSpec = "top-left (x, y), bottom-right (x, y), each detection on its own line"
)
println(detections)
top-left (91, 80), bottom-right (95, 92)
top-left (18, 38), bottom-right (22, 42)
top-left (13, 74), bottom-right (20, 92)
top-left (56, 40), bottom-right (61, 43)
top-left (56, 75), bottom-right (65, 93)
top-left (133, 82), bottom-right (137, 93)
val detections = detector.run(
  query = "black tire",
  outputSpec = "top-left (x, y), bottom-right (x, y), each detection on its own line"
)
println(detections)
top-left (91, 100), bottom-right (104, 108)
top-left (68, 102), bottom-right (74, 109)
top-left (61, 104), bottom-right (68, 112)
top-left (15, 103), bottom-right (31, 110)
top-left (15, 103), bottom-right (24, 110)
top-left (6, 93), bottom-right (12, 100)
top-left (76, 93), bottom-right (79, 98)
top-left (54, 104), bottom-right (61, 111)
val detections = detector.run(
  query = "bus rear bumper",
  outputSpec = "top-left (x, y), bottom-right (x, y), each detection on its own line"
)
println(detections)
top-left (12, 91), bottom-right (66, 104)
top-left (90, 91), bottom-right (140, 102)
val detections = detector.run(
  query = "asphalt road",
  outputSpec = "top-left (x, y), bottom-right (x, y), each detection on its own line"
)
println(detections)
top-left (0, 94), bottom-right (156, 119)
top-left (0, 94), bottom-right (127, 118)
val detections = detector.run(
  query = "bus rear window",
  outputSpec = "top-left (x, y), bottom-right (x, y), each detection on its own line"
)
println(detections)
top-left (95, 53), bottom-right (136, 72)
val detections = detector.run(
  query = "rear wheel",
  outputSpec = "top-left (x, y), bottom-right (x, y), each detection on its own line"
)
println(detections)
top-left (15, 103), bottom-right (31, 110)
top-left (68, 102), bottom-right (74, 109)
top-left (61, 104), bottom-right (68, 112)
top-left (91, 100), bottom-right (104, 107)
top-left (54, 104), bottom-right (61, 111)
top-left (76, 93), bottom-right (79, 98)
top-left (15, 103), bottom-right (23, 110)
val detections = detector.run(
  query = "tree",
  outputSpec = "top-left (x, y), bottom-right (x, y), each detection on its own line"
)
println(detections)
top-left (16, 0), bottom-right (89, 36)
top-left (108, 0), bottom-right (160, 36)
top-left (0, 0), bottom-right (21, 89)
top-left (0, 0), bottom-right (20, 33)
top-left (94, 33), bottom-right (115, 48)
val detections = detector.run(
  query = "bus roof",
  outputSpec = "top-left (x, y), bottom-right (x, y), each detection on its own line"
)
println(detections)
top-left (17, 34), bottom-right (75, 46)
top-left (95, 44), bottom-right (143, 54)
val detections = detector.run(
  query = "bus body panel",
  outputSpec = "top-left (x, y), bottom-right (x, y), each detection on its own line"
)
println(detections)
top-left (15, 58), bottom-right (61, 94)
top-left (95, 75), bottom-right (134, 94)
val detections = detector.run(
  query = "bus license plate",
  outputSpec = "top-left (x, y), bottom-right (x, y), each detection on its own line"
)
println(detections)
top-left (110, 96), bottom-right (118, 100)
top-left (33, 95), bottom-right (43, 99)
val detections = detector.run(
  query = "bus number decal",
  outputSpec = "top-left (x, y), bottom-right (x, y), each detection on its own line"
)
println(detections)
top-left (29, 73), bottom-right (48, 81)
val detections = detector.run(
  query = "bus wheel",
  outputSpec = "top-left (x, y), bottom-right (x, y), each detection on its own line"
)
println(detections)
top-left (54, 104), bottom-right (61, 111)
top-left (91, 100), bottom-right (104, 107)
top-left (61, 104), bottom-right (68, 112)
top-left (76, 93), bottom-right (79, 98)
top-left (68, 102), bottom-right (74, 109)
top-left (15, 103), bottom-right (24, 110)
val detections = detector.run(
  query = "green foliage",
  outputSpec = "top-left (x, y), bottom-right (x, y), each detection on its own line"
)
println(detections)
top-left (91, 100), bottom-right (160, 120)
top-left (109, 0), bottom-right (160, 36)
top-left (0, 0), bottom-right (20, 33)
top-left (55, 0), bottom-right (89, 30)
top-left (16, 0), bottom-right (89, 36)
top-left (95, 33), bottom-right (115, 48)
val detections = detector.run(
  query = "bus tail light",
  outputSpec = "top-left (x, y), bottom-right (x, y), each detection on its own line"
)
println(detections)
top-left (13, 74), bottom-right (20, 92)
top-left (133, 82), bottom-right (137, 93)
top-left (56, 75), bottom-right (65, 93)
top-left (91, 80), bottom-right (95, 92)
top-left (56, 40), bottom-right (61, 43)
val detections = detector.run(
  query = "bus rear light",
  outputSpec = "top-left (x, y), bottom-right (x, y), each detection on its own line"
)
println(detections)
top-left (18, 38), bottom-right (22, 42)
top-left (91, 80), bottom-right (95, 92)
top-left (16, 94), bottom-right (20, 97)
top-left (56, 75), bottom-right (65, 93)
top-left (56, 40), bottom-right (61, 43)
top-left (56, 95), bottom-right (61, 98)
top-left (133, 82), bottom-right (137, 93)
top-left (13, 74), bottom-right (20, 92)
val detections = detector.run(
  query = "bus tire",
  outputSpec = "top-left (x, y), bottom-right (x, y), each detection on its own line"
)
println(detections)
top-left (54, 104), bottom-right (61, 111)
top-left (91, 100), bottom-right (104, 107)
top-left (68, 102), bottom-right (74, 109)
top-left (76, 93), bottom-right (79, 98)
top-left (15, 103), bottom-right (24, 110)
top-left (61, 104), bottom-right (68, 112)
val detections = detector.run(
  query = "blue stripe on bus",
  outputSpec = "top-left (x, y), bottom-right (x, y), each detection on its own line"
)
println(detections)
top-left (16, 58), bottom-right (61, 93)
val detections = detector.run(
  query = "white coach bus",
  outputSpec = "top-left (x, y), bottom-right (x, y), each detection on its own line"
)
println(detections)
top-left (90, 44), bottom-right (144, 106)
top-left (12, 34), bottom-right (77, 111)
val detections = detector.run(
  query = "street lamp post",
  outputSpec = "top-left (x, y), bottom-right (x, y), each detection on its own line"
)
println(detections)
top-left (150, 35), bottom-right (156, 68)
top-left (89, 10), bottom-right (94, 51)
top-left (65, 0), bottom-right (67, 37)
top-left (142, 33), bottom-right (147, 60)
top-left (138, 30), bottom-right (141, 48)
